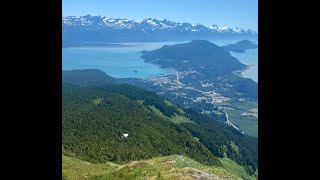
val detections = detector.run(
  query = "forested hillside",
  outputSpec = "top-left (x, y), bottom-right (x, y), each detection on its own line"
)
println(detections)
top-left (62, 69), bottom-right (258, 177)
top-left (62, 69), bottom-right (118, 86)
top-left (181, 109), bottom-right (258, 175)
top-left (63, 83), bottom-right (220, 166)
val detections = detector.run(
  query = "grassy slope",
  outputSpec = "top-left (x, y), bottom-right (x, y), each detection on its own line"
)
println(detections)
top-left (220, 158), bottom-right (257, 180)
top-left (148, 104), bottom-right (194, 124)
top-left (63, 155), bottom-right (256, 180)
top-left (63, 155), bottom-right (118, 180)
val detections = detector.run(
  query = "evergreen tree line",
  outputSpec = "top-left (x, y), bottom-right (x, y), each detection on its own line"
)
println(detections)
top-left (181, 108), bottom-right (258, 174)
top-left (62, 83), bottom-right (257, 174)
top-left (63, 83), bottom-right (220, 166)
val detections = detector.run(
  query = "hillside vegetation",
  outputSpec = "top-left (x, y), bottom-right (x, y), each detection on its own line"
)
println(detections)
top-left (62, 70), bottom-right (258, 178)
top-left (63, 83), bottom-right (220, 166)
top-left (62, 69), bottom-right (118, 87)
top-left (63, 155), bottom-right (256, 180)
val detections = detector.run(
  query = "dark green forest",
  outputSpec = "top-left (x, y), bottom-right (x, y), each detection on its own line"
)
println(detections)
top-left (181, 109), bottom-right (258, 174)
top-left (62, 69), bottom-right (258, 175)
top-left (63, 83), bottom-right (220, 166)
top-left (62, 69), bottom-right (118, 87)
top-left (62, 82), bottom-right (257, 174)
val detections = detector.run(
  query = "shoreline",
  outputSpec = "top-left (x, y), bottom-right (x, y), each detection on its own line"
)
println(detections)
top-left (230, 49), bottom-right (258, 82)
top-left (232, 64), bottom-right (258, 83)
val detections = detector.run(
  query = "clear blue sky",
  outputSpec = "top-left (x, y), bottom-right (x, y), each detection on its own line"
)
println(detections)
top-left (62, 0), bottom-right (258, 31)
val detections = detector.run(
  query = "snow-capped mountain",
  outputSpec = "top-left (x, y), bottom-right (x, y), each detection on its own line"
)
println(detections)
top-left (62, 15), bottom-right (257, 46)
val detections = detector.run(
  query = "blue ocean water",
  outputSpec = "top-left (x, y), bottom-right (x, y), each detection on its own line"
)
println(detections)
top-left (62, 40), bottom-right (257, 81)
top-left (63, 45), bottom-right (169, 78)
top-left (209, 39), bottom-right (258, 83)
top-left (230, 48), bottom-right (258, 82)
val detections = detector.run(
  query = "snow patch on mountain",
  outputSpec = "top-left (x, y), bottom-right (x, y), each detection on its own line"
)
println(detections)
top-left (62, 15), bottom-right (257, 35)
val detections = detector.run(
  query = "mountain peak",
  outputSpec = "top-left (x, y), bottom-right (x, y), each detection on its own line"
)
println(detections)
top-left (190, 40), bottom-right (212, 45)
top-left (62, 15), bottom-right (257, 44)
top-left (62, 15), bottom-right (257, 34)
top-left (222, 39), bottom-right (258, 53)
top-left (188, 40), bottom-right (222, 49)
top-left (209, 25), bottom-right (219, 30)
top-left (83, 14), bottom-right (92, 17)
top-left (140, 40), bottom-right (245, 74)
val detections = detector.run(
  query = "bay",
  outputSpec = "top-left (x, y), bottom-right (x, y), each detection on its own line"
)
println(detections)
top-left (230, 48), bottom-right (258, 82)
top-left (63, 40), bottom-right (257, 81)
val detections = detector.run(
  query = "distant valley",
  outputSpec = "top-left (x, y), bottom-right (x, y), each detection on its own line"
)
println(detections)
top-left (63, 39), bottom-right (258, 136)
top-left (122, 40), bottom-right (258, 136)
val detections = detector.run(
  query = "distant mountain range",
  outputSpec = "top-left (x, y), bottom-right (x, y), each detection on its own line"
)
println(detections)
top-left (62, 15), bottom-right (258, 46)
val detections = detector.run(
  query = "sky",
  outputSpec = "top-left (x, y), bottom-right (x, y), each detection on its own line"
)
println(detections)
top-left (62, 0), bottom-right (258, 31)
